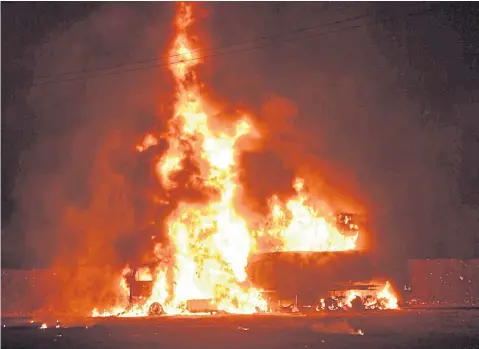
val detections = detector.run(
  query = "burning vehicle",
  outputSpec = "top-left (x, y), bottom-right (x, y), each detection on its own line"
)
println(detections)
top-left (123, 267), bottom-right (165, 316)
top-left (247, 251), bottom-right (397, 313)
top-left (111, 214), bottom-right (397, 317)
top-left (247, 213), bottom-right (398, 313)
top-left (122, 266), bottom-right (222, 316)
top-left (90, 4), bottom-right (398, 318)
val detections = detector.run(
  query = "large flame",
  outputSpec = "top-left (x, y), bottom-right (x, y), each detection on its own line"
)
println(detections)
top-left (92, 3), bottom-right (396, 317)
top-left (152, 2), bottom-right (265, 314)
top-left (253, 178), bottom-right (358, 252)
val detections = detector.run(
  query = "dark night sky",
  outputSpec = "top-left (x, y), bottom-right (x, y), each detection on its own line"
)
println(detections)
top-left (1, 2), bottom-right (478, 270)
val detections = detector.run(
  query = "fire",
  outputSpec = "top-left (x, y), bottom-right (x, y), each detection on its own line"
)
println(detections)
top-left (341, 281), bottom-right (398, 310)
top-left (254, 178), bottom-right (358, 252)
top-left (148, 1), bottom-right (265, 314)
top-left (91, 3), bottom-right (396, 317)
top-left (376, 281), bottom-right (399, 309)
top-left (136, 134), bottom-right (158, 152)
top-left (137, 267), bottom-right (153, 281)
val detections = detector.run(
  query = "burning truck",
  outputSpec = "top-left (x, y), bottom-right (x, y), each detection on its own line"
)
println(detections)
top-left (247, 251), bottom-right (397, 313)
top-left (117, 213), bottom-right (397, 316)
top-left (246, 212), bottom-right (398, 312)
top-left (122, 266), bottom-right (222, 316)
top-left (92, 3), bottom-right (398, 318)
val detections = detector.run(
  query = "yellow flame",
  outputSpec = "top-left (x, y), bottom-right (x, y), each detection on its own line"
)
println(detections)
top-left (136, 134), bottom-right (158, 152)
top-left (341, 281), bottom-right (399, 310)
top-left (254, 178), bottom-right (358, 252)
top-left (152, 3), bottom-right (266, 313)
top-left (377, 281), bottom-right (399, 309)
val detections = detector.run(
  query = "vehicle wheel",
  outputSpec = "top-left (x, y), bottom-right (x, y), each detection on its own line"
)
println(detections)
top-left (148, 302), bottom-right (165, 316)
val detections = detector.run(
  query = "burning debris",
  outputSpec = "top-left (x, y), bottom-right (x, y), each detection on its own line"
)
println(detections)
top-left (321, 282), bottom-right (398, 311)
top-left (91, 2), bottom-right (399, 318)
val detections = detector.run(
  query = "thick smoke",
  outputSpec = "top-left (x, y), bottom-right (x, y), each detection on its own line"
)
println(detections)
top-left (8, 2), bottom-right (478, 314)
top-left (204, 3), bottom-right (478, 274)
top-left (9, 3), bottom-right (176, 315)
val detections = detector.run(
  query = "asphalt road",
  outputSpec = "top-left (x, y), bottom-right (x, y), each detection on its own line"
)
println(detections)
top-left (2, 309), bottom-right (479, 349)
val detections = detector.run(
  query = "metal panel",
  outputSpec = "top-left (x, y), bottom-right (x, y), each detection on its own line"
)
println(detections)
top-left (247, 251), bottom-right (388, 300)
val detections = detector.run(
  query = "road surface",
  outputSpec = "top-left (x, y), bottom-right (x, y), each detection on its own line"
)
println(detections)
top-left (2, 309), bottom-right (479, 349)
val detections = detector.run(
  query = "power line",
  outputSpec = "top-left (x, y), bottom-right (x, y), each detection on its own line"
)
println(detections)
top-left (34, 3), bottom-right (429, 81)
top-left (32, 6), bottom-right (433, 87)
top-left (33, 10), bottom-right (380, 80)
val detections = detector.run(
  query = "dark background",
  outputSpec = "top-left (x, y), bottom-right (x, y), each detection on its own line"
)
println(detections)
top-left (2, 2), bottom-right (478, 270)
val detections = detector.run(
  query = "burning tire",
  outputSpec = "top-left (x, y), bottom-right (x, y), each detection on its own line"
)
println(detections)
top-left (148, 302), bottom-right (165, 316)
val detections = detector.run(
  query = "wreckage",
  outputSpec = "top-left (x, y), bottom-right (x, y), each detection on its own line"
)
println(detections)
top-left (123, 266), bottom-right (222, 316)
top-left (246, 212), bottom-right (397, 312)
top-left (247, 250), bottom-right (391, 312)
top-left (118, 213), bottom-right (397, 316)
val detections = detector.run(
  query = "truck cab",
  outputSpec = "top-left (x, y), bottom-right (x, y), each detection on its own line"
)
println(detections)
top-left (124, 266), bottom-right (165, 316)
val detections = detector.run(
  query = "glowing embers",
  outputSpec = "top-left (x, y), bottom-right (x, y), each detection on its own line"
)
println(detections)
top-left (322, 282), bottom-right (399, 311)
top-left (263, 282), bottom-right (399, 314)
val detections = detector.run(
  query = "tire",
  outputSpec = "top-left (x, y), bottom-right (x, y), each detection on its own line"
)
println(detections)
top-left (148, 302), bottom-right (165, 316)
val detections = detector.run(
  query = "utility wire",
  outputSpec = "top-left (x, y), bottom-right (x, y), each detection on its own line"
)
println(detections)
top-left (32, 6), bottom-right (433, 87)
top-left (33, 10), bottom-right (385, 80)
top-left (34, 3), bottom-right (430, 81)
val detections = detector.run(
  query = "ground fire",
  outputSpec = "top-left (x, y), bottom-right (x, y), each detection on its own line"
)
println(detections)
top-left (91, 2), bottom-right (398, 317)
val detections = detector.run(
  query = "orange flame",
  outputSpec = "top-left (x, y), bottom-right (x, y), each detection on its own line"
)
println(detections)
top-left (136, 134), bottom-right (158, 152)
top-left (153, 2), bottom-right (265, 313)
top-left (376, 281), bottom-right (399, 309)
top-left (342, 281), bottom-right (399, 310)
top-left (254, 178), bottom-right (358, 252)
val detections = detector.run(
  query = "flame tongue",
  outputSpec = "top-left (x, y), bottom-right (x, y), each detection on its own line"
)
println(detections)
top-left (153, 2), bottom-right (264, 313)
